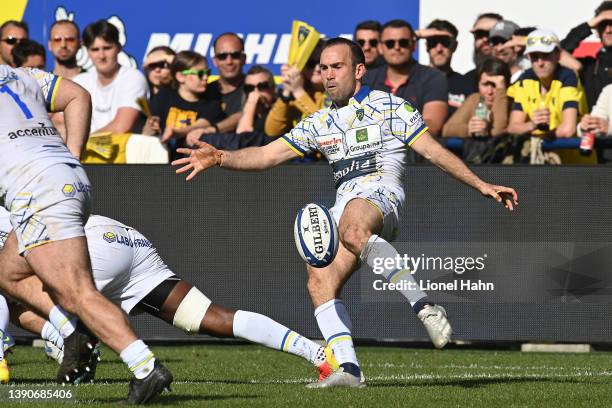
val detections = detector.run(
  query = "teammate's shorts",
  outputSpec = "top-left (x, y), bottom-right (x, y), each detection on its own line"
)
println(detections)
top-left (8, 163), bottom-right (92, 255)
top-left (86, 223), bottom-right (175, 314)
top-left (330, 177), bottom-right (405, 242)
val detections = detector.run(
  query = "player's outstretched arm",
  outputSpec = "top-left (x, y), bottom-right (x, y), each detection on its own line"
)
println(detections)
top-left (51, 78), bottom-right (92, 160)
top-left (172, 138), bottom-right (300, 181)
top-left (411, 131), bottom-right (519, 211)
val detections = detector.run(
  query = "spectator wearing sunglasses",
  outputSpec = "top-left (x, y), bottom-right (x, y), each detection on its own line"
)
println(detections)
top-left (464, 13), bottom-right (503, 92)
top-left (237, 65), bottom-right (277, 134)
top-left (0, 20), bottom-right (28, 66)
top-left (561, 1), bottom-right (612, 110)
top-left (363, 19), bottom-right (448, 143)
top-left (354, 20), bottom-right (384, 70)
top-left (48, 20), bottom-right (83, 79)
top-left (145, 51), bottom-right (225, 158)
top-left (420, 19), bottom-right (472, 118)
top-left (507, 29), bottom-right (587, 143)
top-left (265, 40), bottom-right (327, 137)
top-left (143, 46), bottom-right (175, 96)
top-left (11, 39), bottom-right (46, 69)
top-left (488, 20), bottom-right (523, 84)
top-left (73, 20), bottom-right (148, 134)
top-left (207, 32), bottom-right (246, 133)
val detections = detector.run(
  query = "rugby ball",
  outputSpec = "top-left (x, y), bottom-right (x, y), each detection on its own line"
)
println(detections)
top-left (294, 203), bottom-right (339, 268)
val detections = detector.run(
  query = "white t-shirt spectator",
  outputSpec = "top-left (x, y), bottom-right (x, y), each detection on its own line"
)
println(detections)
top-left (74, 65), bottom-right (148, 133)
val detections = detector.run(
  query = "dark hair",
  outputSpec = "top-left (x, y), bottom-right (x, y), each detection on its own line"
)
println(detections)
top-left (322, 37), bottom-right (365, 69)
top-left (246, 65), bottom-right (275, 88)
top-left (354, 20), bottom-right (382, 37)
top-left (476, 57), bottom-right (511, 87)
top-left (212, 32), bottom-right (244, 52)
top-left (0, 20), bottom-right (29, 37)
top-left (146, 45), bottom-right (175, 57)
top-left (12, 39), bottom-right (45, 67)
top-left (596, 1), bottom-right (612, 15)
top-left (426, 19), bottom-right (458, 39)
top-left (50, 19), bottom-right (80, 37)
top-left (514, 26), bottom-right (537, 37)
top-left (82, 20), bottom-right (120, 48)
top-left (382, 19), bottom-right (414, 35)
top-left (475, 12), bottom-right (504, 22)
top-left (171, 50), bottom-right (206, 87)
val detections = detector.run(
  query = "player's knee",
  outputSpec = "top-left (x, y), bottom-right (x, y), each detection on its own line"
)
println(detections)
top-left (340, 223), bottom-right (370, 255)
top-left (173, 287), bottom-right (212, 334)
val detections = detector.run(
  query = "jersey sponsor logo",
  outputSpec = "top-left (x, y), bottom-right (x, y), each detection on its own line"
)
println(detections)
top-left (7, 123), bottom-right (59, 140)
top-left (395, 102), bottom-right (424, 131)
top-left (61, 181), bottom-right (91, 198)
top-left (346, 124), bottom-right (382, 157)
top-left (331, 153), bottom-right (378, 187)
top-left (316, 133), bottom-right (343, 162)
top-left (103, 231), bottom-right (117, 243)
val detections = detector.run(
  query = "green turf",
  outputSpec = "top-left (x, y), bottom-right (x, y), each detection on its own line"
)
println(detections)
top-left (2, 344), bottom-right (612, 407)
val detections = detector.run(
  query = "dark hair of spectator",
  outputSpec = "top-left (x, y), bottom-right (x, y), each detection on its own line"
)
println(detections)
top-left (147, 45), bottom-right (175, 58)
top-left (12, 39), bottom-right (46, 67)
top-left (171, 50), bottom-right (206, 88)
top-left (354, 20), bottom-right (382, 37)
top-left (322, 37), bottom-right (365, 69)
top-left (212, 32), bottom-right (244, 52)
top-left (596, 1), bottom-right (612, 15)
top-left (382, 19), bottom-right (414, 35)
top-left (475, 12), bottom-right (504, 22)
top-left (476, 58), bottom-right (511, 87)
top-left (50, 19), bottom-right (80, 37)
top-left (514, 27), bottom-right (537, 37)
top-left (0, 20), bottom-right (29, 36)
top-left (246, 65), bottom-right (275, 88)
top-left (83, 20), bottom-right (120, 48)
top-left (426, 19), bottom-right (459, 39)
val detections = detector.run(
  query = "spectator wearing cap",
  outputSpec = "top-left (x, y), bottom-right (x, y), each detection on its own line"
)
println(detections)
top-left (354, 20), bottom-right (384, 70)
top-left (364, 19), bottom-right (448, 139)
top-left (0, 20), bottom-right (28, 66)
top-left (489, 20), bottom-right (523, 83)
top-left (561, 0), bottom-right (612, 110)
top-left (419, 19), bottom-right (472, 118)
top-left (11, 38), bottom-right (45, 69)
top-left (464, 13), bottom-right (503, 91)
top-left (264, 40), bottom-right (327, 137)
top-left (507, 29), bottom-right (587, 140)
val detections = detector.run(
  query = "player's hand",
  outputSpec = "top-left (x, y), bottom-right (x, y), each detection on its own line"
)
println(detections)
top-left (172, 141), bottom-right (224, 181)
top-left (479, 183), bottom-right (519, 212)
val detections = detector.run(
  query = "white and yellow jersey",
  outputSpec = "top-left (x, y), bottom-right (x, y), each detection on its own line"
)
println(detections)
top-left (0, 65), bottom-right (79, 208)
top-left (281, 86), bottom-right (428, 190)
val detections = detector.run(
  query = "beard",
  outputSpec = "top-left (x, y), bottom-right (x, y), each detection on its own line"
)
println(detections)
top-left (473, 48), bottom-right (490, 67)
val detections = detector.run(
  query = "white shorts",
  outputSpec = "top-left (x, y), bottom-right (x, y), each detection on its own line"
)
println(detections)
top-left (330, 178), bottom-right (404, 242)
top-left (8, 164), bottom-right (92, 255)
top-left (87, 224), bottom-right (175, 314)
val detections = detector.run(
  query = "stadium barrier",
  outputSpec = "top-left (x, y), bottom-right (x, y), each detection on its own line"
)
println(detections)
top-left (8, 164), bottom-right (612, 343)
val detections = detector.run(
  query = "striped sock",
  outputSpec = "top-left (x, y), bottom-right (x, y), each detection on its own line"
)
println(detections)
top-left (233, 310), bottom-right (321, 364)
top-left (361, 234), bottom-right (429, 308)
top-left (120, 340), bottom-right (156, 379)
top-left (315, 299), bottom-right (360, 375)
top-left (48, 305), bottom-right (76, 338)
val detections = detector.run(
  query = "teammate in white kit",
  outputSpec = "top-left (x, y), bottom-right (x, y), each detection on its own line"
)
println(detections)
top-left (0, 65), bottom-right (171, 403)
top-left (172, 38), bottom-right (518, 388)
top-left (0, 210), bottom-right (337, 382)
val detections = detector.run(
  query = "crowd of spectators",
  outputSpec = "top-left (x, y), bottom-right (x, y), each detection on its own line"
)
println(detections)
top-left (2, 1), bottom-right (612, 164)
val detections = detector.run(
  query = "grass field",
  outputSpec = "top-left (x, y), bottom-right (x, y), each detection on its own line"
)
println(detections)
top-left (3, 344), bottom-right (612, 407)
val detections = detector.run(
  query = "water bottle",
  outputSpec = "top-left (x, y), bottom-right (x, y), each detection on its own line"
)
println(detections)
top-left (473, 97), bottom-right (489, 137)
top-left (579, 131), bottom-right (596, 156)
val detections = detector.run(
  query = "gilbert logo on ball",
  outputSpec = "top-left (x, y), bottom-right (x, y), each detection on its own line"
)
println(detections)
top-left (294, 203), bottom-right (339, 267)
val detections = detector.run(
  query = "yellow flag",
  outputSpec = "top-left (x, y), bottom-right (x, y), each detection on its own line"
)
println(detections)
top-left (288, 20), bottom-right (321, 71)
